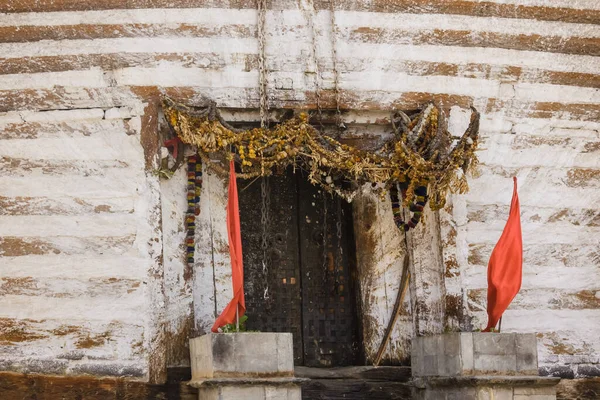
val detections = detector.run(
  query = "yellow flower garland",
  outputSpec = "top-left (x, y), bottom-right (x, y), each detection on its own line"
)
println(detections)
top-left (163, 99), bottom-right (479, 209)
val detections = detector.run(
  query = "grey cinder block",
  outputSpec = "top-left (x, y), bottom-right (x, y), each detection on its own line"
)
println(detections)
top-left (190, 333), bottom-right (294, 380)
top-left (516, 334), bottom-right (538, 374)
top-left (474, 354), bottom-right (518, 373)
top-left (412, 332), bottom-right (539, 377)
top-left (198, 385), bottom-right (302, 400)
top-left (513, 386), bottom-right (556, 396)
top-left (411, 333), bottom-right (557, 400)
top-left (460, 333), bottom-right (475, 373)
top-left (473, 333), bottom-right (516, 356)
top-left (190, 333), bottom-right (302, 400)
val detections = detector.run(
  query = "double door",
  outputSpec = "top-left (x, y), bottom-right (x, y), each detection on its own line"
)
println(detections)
top-left (238, 169), bottom-right (360, 367)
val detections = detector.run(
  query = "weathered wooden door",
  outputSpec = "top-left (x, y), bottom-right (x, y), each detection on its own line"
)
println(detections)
top-left (238, 169), bottom-right (360, 367)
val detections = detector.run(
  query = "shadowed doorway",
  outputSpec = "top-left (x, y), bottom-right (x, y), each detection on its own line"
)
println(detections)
top-left (238, 168), bottom-right (360, 367)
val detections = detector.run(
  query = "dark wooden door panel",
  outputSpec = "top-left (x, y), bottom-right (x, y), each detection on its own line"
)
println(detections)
top-left (296, 172), bottom-right (360, 367)
top-left (238, 170), bottom-right (304, 365)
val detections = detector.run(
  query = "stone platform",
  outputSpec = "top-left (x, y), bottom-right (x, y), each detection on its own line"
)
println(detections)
top-left (411, 333), bottom-right (560, 400)
top-left (189, 333), bottom-right (304, 400)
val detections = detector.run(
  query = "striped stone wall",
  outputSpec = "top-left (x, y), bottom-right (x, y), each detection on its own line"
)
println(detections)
top-left (0, 0), bottom-right (598, 382)
top-left (0, 105), bottom-right (166, 381)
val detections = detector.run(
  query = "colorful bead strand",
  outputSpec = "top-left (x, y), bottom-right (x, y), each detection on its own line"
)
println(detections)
top-left (186, 155), bottom-right (202, 267)
top-left (195, 157), bottom-right (202, 216)
top-left (390, 179), bottom-right (428, 232)
top-left (390, 183), bottom-right (408, 232)
top-left (407, 184), bottom-right (427, 229)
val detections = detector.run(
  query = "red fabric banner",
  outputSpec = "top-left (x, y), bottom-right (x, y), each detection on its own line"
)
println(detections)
top-left (211, 160), bottom-right (246, 332)
top-left (484, 177), bottom-right (523, 332)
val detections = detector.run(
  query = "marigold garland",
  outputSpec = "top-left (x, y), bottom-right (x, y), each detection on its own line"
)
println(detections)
top-left (163, 98), bottom-right (479, 210)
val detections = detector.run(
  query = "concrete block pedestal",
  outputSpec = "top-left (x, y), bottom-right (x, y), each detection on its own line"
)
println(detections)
top-left (411, 333), bottom-right (560, 400)
top-left (189, 333), bottom-right (304, 400)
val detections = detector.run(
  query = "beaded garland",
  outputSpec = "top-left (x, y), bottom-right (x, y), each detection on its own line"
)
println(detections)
top-left (185, 155), bottom-right (202, 266)
top-left (390, 177), bottom-right (428, 231)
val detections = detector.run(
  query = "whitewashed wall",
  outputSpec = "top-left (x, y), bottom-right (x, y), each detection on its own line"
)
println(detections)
top-left (446, 115), bottom-right (600, 378)
top-left (0, 0), bottom-right (598, 381)
top-left (0, 105), bottom-right (166, 381)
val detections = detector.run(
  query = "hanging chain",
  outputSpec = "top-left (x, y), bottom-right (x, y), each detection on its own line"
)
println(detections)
top-left (257, 0), bottom-right (271, 302)
top-left (328, 0), bottom-right (345, 294)
top-left (257, 0), bottom-right (269, 129)
top-left (305, 0), bottom-right (324, 130)
top-left (260, 176), bottom-right (271, 301)
top-left (331, 0), bottom-right (343, 271)
top-left (329, 0), bottom-right (345, 132)
top-left (335, 196), bottom-right (343, 294)
top-left (321, 191), bottom-right (328, 290)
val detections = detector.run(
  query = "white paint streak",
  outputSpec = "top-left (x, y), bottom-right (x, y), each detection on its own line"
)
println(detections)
top-left (467, 221), bottom-right (600, 245)
top-left (336, 11), bottom-right (600, 38)
top-left (1, 38), bottom-right (598, 77)
top-left (3, 67), bottom-right (597, 105)
top-left (113, 66), bottom-right (258, 88)
top-left (474, 309), bottom-right (600, 333)
top-left (464, 266), bottom-right (600, 291)
top-left (0, 38), bottom-right (258, 58)
top-left (466, 171), bottom-right (600, 209)
top-left (194, 167), bottom-right (232, 333)
top-left (159, 161), bottom-right (194, 364)
top-left (3, 9), bottom-right (598, 39)
top-left (0, 69), bottom-right (106, 90)
top-left (0, 136), bottom-right (145, 161)
top-left (0, 294), bottom-right (147, 322)
top-left (0, 255), bottom-right (150, 279)
top-left (0, 176), bottom-right (137, 198)
top-left (0, 120), bottom-right (134, 140)
top-left (338, 43), bottom-right (600, 74)
top-left (0, 8), bottom-right (256, 27)
top-left (0, 108), bottom-right (105, 124)
top-left (0, 215), bottom-right (139, 237)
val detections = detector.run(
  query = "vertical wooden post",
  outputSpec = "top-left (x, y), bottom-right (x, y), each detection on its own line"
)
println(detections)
top-left (352, 190), bottom-right (412, 364)
top-left (140, 100), bottom-right (168, 384)
top-left (405, 204), bottom-right (446, 337)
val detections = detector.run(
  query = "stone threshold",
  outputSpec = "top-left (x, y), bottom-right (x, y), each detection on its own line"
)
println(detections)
top-left (295, 366), bottom-right (411, 381)
top-left (188, 377), bottom-right (307, 388)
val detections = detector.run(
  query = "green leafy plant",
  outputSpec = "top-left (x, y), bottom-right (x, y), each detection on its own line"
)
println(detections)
top-left (220, 315), bottom-right (249, 333)
top-left (152, 167), bottom-right (174, 180)
top-left (472, 328), bottom-right (498, 333)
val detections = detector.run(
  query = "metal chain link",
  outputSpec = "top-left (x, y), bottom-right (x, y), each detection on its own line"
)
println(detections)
top-left (257, 0), bottom-right (271, 302)
top-left (329, 0), bottom-right (345, 132)
top-left (305, 0), bottom-right (324, 130)
top-left (257, 0), bottom-right (269, 129)
top-left (322, 190), bottom-right (328, 290)
top-left (260, 176), bottom-right (271, 300)
top-left (335, 196), bottom-right (342, 294)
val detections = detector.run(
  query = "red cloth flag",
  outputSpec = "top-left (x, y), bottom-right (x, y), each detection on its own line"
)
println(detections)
top-left (211, 160), bottom-right (246, 332)
top-left (483, 177), bottom-right (523, 332)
